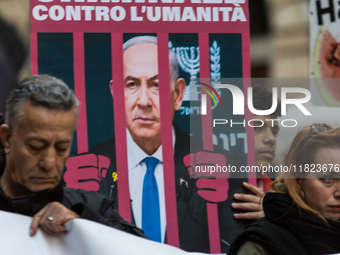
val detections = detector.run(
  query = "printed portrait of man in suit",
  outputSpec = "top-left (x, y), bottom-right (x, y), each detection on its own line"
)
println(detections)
top-left (64, 35), bottom-right (251, 253)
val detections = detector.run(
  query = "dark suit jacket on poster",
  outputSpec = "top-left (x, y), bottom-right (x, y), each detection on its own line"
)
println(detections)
top-left (89, 127), bottom-right (249, 253)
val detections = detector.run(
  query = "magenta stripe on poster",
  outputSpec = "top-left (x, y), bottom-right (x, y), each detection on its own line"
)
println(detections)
top-left (31, 32), bottom-right (38, 75)
top-left (199, 34), bottom-right (214, 151)
top-left (199, 33), bottom-right (221, 254)
top-left (242, 33), bottom-right (256, 185)
top-left (157, 33), bottom-right (180, 247)
top-left (73, 33), bottom-right (89, 154)
top-left (111, 33), bottom-right (131, 223)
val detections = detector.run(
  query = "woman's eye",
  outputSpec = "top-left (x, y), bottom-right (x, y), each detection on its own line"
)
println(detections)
top-left (322, 176), bottom-right (335, 183)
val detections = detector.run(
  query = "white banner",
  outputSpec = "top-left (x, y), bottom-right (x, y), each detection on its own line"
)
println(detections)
top-left (0, 210), bottom-right (206, 255)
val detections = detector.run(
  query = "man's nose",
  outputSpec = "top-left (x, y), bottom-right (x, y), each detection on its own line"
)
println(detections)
top-left (39, 147), bottom-right (56, 171)
top-left (137, 84), bottom-right (151, 107)
top-left (263, 129), bottom-right (276, 145)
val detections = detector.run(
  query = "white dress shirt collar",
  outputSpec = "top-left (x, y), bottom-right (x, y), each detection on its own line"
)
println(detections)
top-left (126, 128), bottom-right (175, 171)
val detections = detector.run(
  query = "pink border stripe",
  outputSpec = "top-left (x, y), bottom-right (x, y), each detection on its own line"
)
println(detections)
top-left (199, 34), bottom-right (213, 151)
top-left (158, 33), bottom-right (180, 247)
top-left (73, 32), bottom-right (89, 153)
top-left (242, 33), bottom-right (256, 185)
top-left (31, 32), bottom-right (38, 75)
top-left (111, 33), bottom-right (131, 222)
top-left (199, 33), bottom-right (221, 254)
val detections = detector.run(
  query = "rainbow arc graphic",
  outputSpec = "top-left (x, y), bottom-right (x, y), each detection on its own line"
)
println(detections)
top-left (199, 83), bottom-right (222, 115)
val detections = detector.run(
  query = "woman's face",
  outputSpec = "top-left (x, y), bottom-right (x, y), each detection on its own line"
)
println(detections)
top-left (300, 147), bottom-right (340, 220)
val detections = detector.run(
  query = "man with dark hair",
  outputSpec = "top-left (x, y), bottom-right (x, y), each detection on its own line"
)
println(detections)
top-left (251, 85), bottom-right (281, 172)
top-left (232, 85), bottom-right (281, 220)
top-left (0, 75), bottom-right (145, 237)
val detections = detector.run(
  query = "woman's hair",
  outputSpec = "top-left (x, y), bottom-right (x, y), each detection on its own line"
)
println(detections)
top-left (271, 123), bottom-right (340, 219)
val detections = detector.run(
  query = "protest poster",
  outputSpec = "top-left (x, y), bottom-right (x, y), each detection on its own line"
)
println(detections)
top-left (272, 0), bottom-right (340, 173)
top-left (30, 1), bottom-right (252, 253)
top-left (310, 0), bottom-right (340, 105)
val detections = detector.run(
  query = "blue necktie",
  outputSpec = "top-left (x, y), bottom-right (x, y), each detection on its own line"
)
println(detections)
top-left (142, 157), bottom-right (161, 242)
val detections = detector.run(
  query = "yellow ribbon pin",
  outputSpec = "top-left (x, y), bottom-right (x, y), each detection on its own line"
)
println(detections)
top-left (112, 172), bottom-right (118, 182)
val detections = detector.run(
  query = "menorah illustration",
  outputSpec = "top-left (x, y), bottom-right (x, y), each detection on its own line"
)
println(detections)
top-left (169, 40), bottom-right (221, 104)
top-left (176, 46), bottom-right (200, 101)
